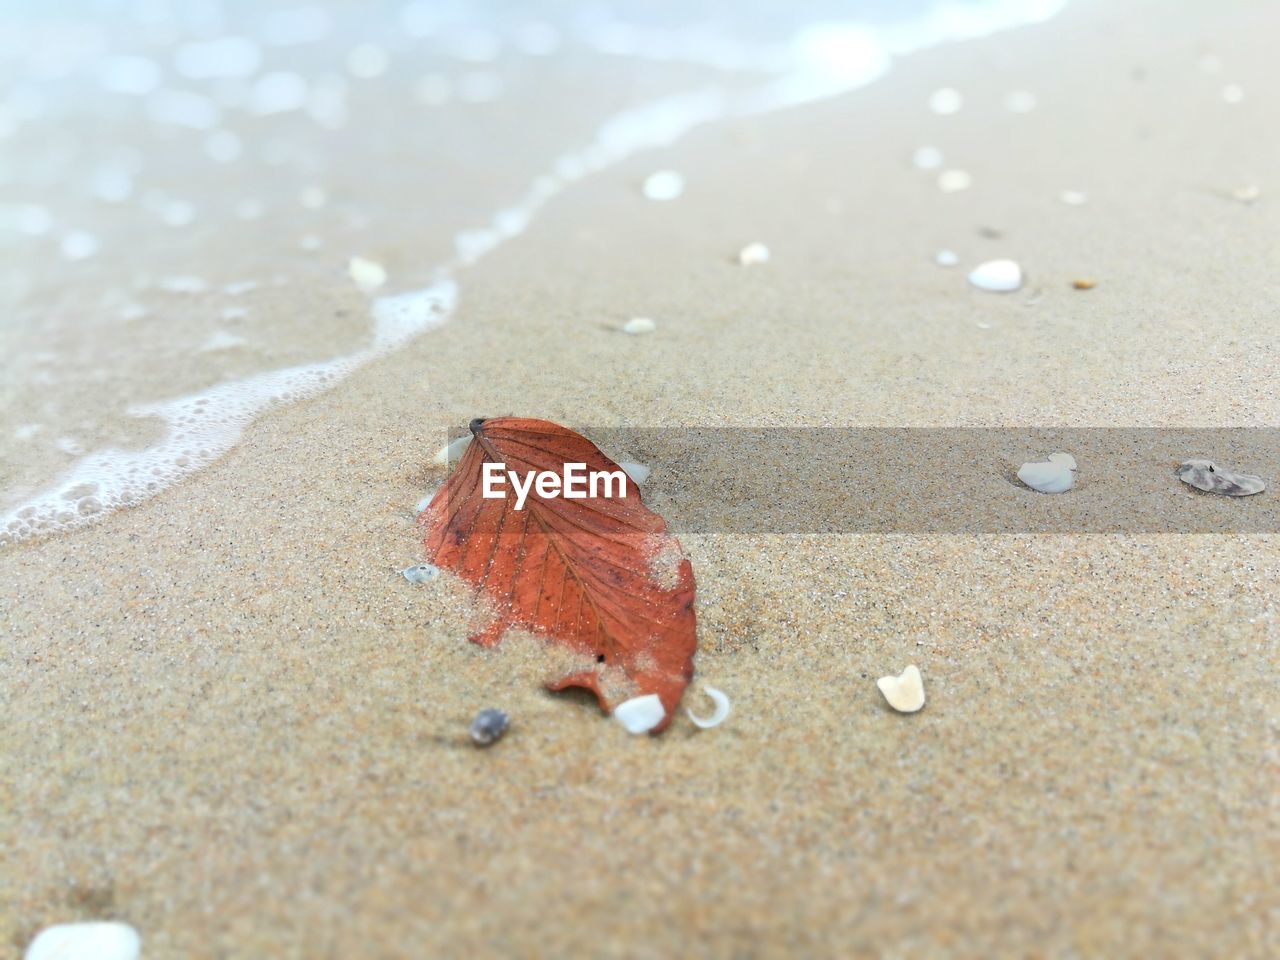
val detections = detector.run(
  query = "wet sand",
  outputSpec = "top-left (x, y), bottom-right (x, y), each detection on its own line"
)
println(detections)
top-left (4, 0), bottom-right (1279, 956)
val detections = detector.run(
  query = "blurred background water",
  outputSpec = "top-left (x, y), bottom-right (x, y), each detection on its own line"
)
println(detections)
top-left (0, 0), bottom-right (1064, 543)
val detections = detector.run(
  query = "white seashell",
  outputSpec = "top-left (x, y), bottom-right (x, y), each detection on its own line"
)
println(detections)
top-left (1060, 189), bottom-right (1087, 205)
top-left (613, 693), bottom-right (665, 734)
top-left (432, 435), bottom-right (471, 466)
top-left (641, 170), bottom-right (684, 201)
top-left (622, 317), bottom-right (656, 335)
top-left (1175, 459), bottom-right (1265, 497)
top-left (912, 145), bottom-right (943, 169)
top-left (877, 665), bottom-right (925, 713)
top-left (415, 489), bottom-right (436, 513)
top-left (618, 461), bottom-right (650, 485)
top-left (25, 922), bottom-right (140, 960)
top-left (968, 259), bottom-right (1022, 292)
top-left (928, 87), bottom-right (962, 115)
top-left (401, 564), bottom-right (440, 583)
top-left (1047, 452), bottom-right (1077, 470)
top-left (1017, 458), bottom-right (1074, 493)
top-left (934, 249), bottom-right (959, 267)
top-left (686, 685), bottom-right (731, 729)
top-left (348, 256), bottom-right (387, 292)
top-left (737, 242), bottom-right (770, 265)
top-left (937, 169), bottom-right (972, 193)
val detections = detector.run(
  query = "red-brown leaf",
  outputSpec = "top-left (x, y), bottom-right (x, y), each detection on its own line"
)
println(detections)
top-left (421, 417), bottom-right (697, 731)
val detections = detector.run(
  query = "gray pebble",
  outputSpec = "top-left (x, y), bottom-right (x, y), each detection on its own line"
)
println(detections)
top-left (1176, 459), bottom-right (1266, 497)
top-left (469, 708), bottom-right (509, 746)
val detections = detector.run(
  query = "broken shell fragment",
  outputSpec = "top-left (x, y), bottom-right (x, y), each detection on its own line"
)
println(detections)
top-left (877, 665), bottom-right (925, 713)
top-left (968, 259), bottom-right (1022, 292)
top-left (641, 170), bottom-right (684, 201)
top-left (469, 708), bottom-right (509, 746)
top-left (348, 255), bottom-right (387, 292)
top-left (618, 461), bottom-right (651, 486)
top-left (622, 317), bottom-right (656, 335)
top-left (25, 923), bottom-right (141, 960)
top-left (737, 242), bottom-right (770, 265)
top-left (1176, 459), bottom-right (1265, 497)
top-left (402, 563), bottom-right (440, 583)
top-left (1017, 454), bottom-right (1075, 493)
top-left (686, 685), bottom-right (731, 729)
top-left (613, 693), bottom-right (665, 734)
top-left (433, 435), bottom-right (471, 466)
top-left (1072, 278), bottom-right (1096, 290)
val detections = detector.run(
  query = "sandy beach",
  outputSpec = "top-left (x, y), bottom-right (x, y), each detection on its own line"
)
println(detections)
top-left (3, 0), bottom-right (1279, 956)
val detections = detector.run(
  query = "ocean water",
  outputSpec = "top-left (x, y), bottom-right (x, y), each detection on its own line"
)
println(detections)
top-left (0, 0), bottom-right (1066, 545)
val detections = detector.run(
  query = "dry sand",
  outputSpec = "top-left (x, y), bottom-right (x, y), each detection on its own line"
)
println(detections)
top-left (3, 0), bottom-right (1279, 956)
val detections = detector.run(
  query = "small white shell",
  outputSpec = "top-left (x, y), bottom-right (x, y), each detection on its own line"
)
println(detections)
top-left (641, 170), bottom-right (684, 201)
top-left (968, 259), bottom-right (1022, 292)
top-left (1047, 451), bottom-right (1077, 470)
top-left (737, 242), bottom-right (770, 265)
top-left (622, 317), bottom-right (656, 335)
top-left (25, 923), bottom-right (141, 960)
top-left (348, 255), bottom-right (387, 292)
top-left (934, 249), bottom-right (959, 267)
top-left (1017, 460), bottom-right (1074, 494)
top-left (877, 665), bottom-right (926, 713)
top-left (613, 693), bottom-right (665, 734)
top-left (432, 435), bottom-right (471, 466)
top-left (686, 685), bottom-right (731, 729)
top-left (401, 564), bottom-right (440, 583)
top-left (415, 489), bottom-right (437, 513)
top-left (937, 169), bottom-right (972, 193)
top-left (1176, 459), bottom-right (1265, 497)
top-left (912, 145), bottom-right (943, 169)
top-left (618, 461), bottom-right (651, 485)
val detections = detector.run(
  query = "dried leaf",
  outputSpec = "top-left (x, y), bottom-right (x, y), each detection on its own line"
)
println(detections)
top-left (421, 417), bottom-right (697, 731)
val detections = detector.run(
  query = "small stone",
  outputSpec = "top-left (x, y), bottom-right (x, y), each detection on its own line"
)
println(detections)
top-left (401, 564), bottom-right (440, 584)
top-left (1176, 459), bottom-right (1265, 497)
top-left (613, 693), bottom-right (665, 734)
top-left (622, 317), bottom-right (656, 335)
top-left (25, 922), bottom-right (140, 960)
top-left (737, 242), bottom-right (770, 265)
top-left (935, 249), bottom-right (959, 267)
top-left (1072, 278), bottom-right (1096, 290)
top-left (968, 259), bottom-right (1022, 292)
top-left (641, 170), bottom-right (683, 201)
top-left (877, 665), bottom-right (925, 713)
top-left (469, 708), bottom-right (509, 746)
